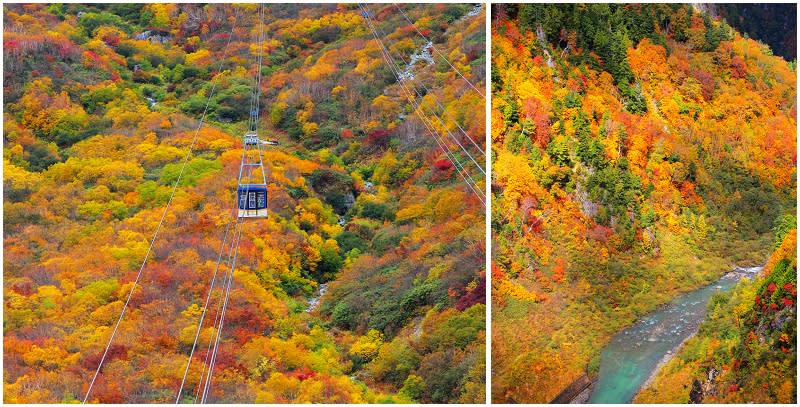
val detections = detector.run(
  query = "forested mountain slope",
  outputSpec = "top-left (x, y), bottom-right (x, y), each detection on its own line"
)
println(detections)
top-left (490, 3), bottom-right (795, 403)
top-left (3, 3), bottom-right (485, 403)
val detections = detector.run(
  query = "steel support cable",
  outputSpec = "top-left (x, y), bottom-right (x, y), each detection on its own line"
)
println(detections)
top-left (254, 4), bottom-right (265, 133)
top-left (199, 8), bottom-right (267, 394)
top-left (199, 156), bottom-right (258, 403)
top-left (175, 129), bottom-right (246, 404)
top-left (393, 3), bottom-right (485, 98)
top-left (426, 92), bottom-right (485, 160)
top-left (246, 7), bottom-right (257, 132)
top-left (188, 133), bottom-right (252, 403)
top-left (359, 4), bottom-right (485, 205)
top-left (248, 4), bottom-right (266, 133)
top-left (174, 211), bottom-right (235, 403)
top-left (359, 5), bottom-right (486, 206)
top-left (191, 91), bottom-right (260, 404)
top-left (192, 214), bottom-right (242, 403)
top-left (81, 9), bottom-right (241, 404)
top-left (359, 3), bottom-right (484, 195)
top-left (253, 4), bottom-right (268, 186)
top-left (191, 271), bottom-right (224, 403)
top-left (364, 5), bottom-right (485, 160)
top-left (361, 5), bottom-right (485, 176)
top-left (200, 221), bottom-right (244, 403)
top-left (412, 79), bottom-right (486, 164)
top-left (193, 164), bottom-right (250, 403)
top-left (359, 4), bottom-right (478, 181)
top-left (200, 189), bottom-right (247, 403)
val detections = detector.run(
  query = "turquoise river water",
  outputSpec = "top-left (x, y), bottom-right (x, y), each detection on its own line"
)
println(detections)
top-left (587, 266), bottom-right (762, 403)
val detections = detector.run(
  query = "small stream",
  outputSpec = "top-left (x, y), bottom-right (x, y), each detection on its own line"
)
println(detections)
top-left (396, 4), bottom-right (482, 82)
top-left (398, 40), bottom-right (434, 81)
top-left (305, 282), bottom-right (328, 313)
top-left (586, 266), bottom-right (762, 404)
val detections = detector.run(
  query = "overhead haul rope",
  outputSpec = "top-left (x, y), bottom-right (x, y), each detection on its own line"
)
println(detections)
top-left (174, 211), bottom-right (235, 403)
top-left (175, 146), bottom-right (249, 403)
top-left (360, 4), bottom-right (486, 182)
top-left (191, 208), bottom-right (244, 403)
top-left (247, 2), bottom-right (265, 135)
top-left (358, 4), bottom-right (485, 206)
top-left (394, 3), bottom-right (485, 98)
top-left (184, 4), bottom-right (267, 403)
top-left (370, 5), bottom-right (485, 159)
top-left (200, 218), bottom-right (245, 403)
top-left (184, 142), bottom-right (251, 404)
top-left (198, 143), bottom-right (259, 403)
top-left (359, 4), bottom-right (486, 204)
top-left (359, 4), bottom-right (485, 205)
top-left (199, 155), bottom-right (257, 404)
top-left (363, 4), bottom-right (485, 171)
top-left (82, 8), bottom-right (241, 404)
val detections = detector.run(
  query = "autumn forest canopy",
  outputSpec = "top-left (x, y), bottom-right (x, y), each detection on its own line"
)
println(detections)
top-left (3, 3), bottom-right (485, 403)
top-left (491, 3), bottom-right (795, 404)
top-left (3, 1), bottom-right (798, 404)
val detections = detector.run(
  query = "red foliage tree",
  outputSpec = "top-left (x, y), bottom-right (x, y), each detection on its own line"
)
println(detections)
top-left (434, 158), bottom-right (453, 170)
top-left (366, 128), bottom-right (391, 148)
top-left (4, 39), bottom-right (19, 51)
top-left (93, 381), bottom-right (126, 403)
top-left (588, 224), bottom-right (613, 242)
top-left (291, 366), bottom-right (316, 381)
top-left (101, 33), bottom-right (120, 47)
top-left (455, 273), bottom-right (486, 311)
top-left (730, 56), bottom-right (747, 79)
top-left (521, 97), bottom-right (551, 148)
top-left (690, 69), bottom-right (715, 100)
top-left (10, 279), bottom-right (34, 296)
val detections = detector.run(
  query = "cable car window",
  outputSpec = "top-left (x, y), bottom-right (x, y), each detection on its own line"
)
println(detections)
top-left (239, 191), bottom-right (247, 209)
top-left (257, 192), bottom-right (266, 208)
top-left (249, 192), bottom-right (256, 209)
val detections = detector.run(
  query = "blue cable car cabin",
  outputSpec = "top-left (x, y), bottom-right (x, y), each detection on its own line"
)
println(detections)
top-left (237, 184), bottom-right (268, 218)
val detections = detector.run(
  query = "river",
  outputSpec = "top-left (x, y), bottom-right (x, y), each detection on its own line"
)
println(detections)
top-left (586, 266), bottom-right (762, 404)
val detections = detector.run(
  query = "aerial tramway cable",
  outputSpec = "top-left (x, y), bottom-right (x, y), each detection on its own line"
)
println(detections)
top-left (174, 211), bottom-right (235, 403)
top-left (180, 4), bottom-right (270, 403)
top-left (200, 156), bottom-right (256, 403)
top-left (359, 4), bottom-right (486, 179)
top-left (359, 4), bottom-right (485, 205)
top-left (394, 3), bottom-right (485, 98)
top-left (358, 4), bottom-right (486, 206)
top-left (192, 211), bottom-right (244, 403)
top-left (200, 219), bottom-right (245, 403)
top-left (363, 4), bottom-right (486, 174)
top-left (183, 140), bottom-right (251, 403)
top-left (366, 5), bottom-right (485, 161)
top-left (198, 146), bottom-right (258, 402)
top-left (175, 160), bottom-right (247, 403)
top-left (81, 8), bottom-right (241, 404)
